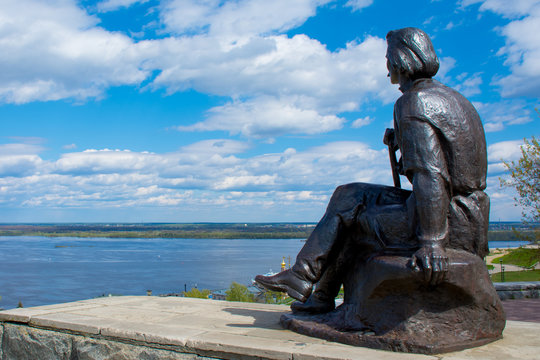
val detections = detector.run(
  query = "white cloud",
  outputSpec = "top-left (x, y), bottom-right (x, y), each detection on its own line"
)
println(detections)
top-left (345, 0), bottom-right (373, 12)
top-left (473, 100), bottom-right (533, 132)
top-left (159, 34), bottom-right (394, 137)
top-left (0, 143), bottom-right (45, 177)
top-left (496, 7), bottom-right (540, 97)
top-left (463, 0), bottom-right (540, 98)
top-left (461, 0), bottom-right (540, 18)
top-left (454, 72), bottom-right (483, 97)
top-left (55, 149), bottom-right (166, 174)
top-left (0, 139), bottom-right (391, 212)
top-left (0, 0), bottom-right (150, 104)
top-left (150, 34), bottom-right (392, 104)
top-left (0, 137), bottom-right (526, 221)
top-left (178, 97), bottom-right (345, 138)
top-left (97, 0), bottom-right (148, 12)
top-left (488, 139), bottom-right (523, 161)
top-left (0, 155), bottom-right (43, 177)
top-left (160, 0), bottom-right (332, 39)
top-left (485, 175), bottom-right (522, 221)
top-left (0, 143), bottom-right (45, 156)
top-left (0, 0), bottom-right (395, 138)
top-left (351, 116), bottom-right (374, 128)
top-left (434, 56), bottom-right (456, 84)
top-left (487, 139), bottom-right (524, 174)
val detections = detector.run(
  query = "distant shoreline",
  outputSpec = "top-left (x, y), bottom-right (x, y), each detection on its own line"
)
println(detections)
top-left (0, 223), bottom-right (315, 239)
top-left (0, 222), bottom-right (536, 240)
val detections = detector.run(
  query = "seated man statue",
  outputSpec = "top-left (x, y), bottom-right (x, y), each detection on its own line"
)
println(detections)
top-left (255, 28), bottom-right (503, 353)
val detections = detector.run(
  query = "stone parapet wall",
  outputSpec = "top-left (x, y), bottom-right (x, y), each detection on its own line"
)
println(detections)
top-left (495, 282), bottom-right (540, 300)
top-left (0, 323), bottom-right (212, 360)
top-left (1, 296), bottom-right (539, 360)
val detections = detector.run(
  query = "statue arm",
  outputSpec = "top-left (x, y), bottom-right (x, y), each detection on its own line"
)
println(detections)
top-left (399, 116), bottom-right (449, 285)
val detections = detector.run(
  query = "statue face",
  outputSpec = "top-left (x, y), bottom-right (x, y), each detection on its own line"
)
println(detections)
top-left (386, 58), bottom-right (400, 85)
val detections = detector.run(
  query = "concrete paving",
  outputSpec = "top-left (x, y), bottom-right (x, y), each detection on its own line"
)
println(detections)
top-left (1, 296), bottom-right (539, 360)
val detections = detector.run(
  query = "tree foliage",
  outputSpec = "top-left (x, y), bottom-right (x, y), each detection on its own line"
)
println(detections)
top-left (225, 282), bottom-right (254, 302)
top-left (500, 136), bottom-right (540, 242)
top-left (182, 287), bottom-right (211, 299)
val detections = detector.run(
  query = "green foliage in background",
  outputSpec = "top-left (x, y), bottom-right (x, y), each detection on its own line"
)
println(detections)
top-left (183, 288), bottom-right (211, 299)
top-left (225, 282), bottom-right (254, 302)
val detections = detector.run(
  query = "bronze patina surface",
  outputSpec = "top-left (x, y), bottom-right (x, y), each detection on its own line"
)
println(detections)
top-left (256, 27), bottom-right (505, 354)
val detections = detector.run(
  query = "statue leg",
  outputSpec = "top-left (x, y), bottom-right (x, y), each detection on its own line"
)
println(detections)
top-left (255, 183), bottom-right (379, 302)
top-left (290, 250), bottom-right (345, 313)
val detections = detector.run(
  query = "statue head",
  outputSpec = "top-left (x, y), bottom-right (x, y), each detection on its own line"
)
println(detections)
top-left (386, 27), bottom-right (439, 82)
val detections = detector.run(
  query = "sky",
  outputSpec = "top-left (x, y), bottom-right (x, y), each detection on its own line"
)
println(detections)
top-left (0, 0), bottom-right (538, 223)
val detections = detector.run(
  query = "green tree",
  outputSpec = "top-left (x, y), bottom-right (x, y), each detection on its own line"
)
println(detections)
top-left (182, 287), bottom-right (211, 299)
top-left (225, 282), bottom-right (254, 302)
top-left (262, 289), bottom-right (283, 304)
top-left (500, 136), bottom-right (540, 243)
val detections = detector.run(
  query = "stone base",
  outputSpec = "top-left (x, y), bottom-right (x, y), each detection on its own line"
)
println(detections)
top-left (281, 249), bottom-right (506, 354)
top-left (0, 296), bottom-right (536, 360)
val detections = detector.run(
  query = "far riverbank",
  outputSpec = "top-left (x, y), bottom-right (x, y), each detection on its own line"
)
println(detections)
top-left (0, 222), bottom-right (536, 241)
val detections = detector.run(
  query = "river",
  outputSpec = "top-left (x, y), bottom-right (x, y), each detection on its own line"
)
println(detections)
top-left (0, 236), bottom-right (530, 310)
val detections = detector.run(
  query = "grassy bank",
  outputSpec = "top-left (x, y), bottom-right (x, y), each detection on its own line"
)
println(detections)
top-left (492, 247), bottom-right (540, 268)
top-left (491, 269), bottom-right (540, 282)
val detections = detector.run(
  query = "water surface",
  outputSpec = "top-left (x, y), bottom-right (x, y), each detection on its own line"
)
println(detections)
top-left (0, 236), bottom-right (303, 310)
top-left (0, 236), bottom-right (531, 310)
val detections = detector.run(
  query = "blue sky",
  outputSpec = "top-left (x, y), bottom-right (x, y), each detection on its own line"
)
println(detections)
top-left (0, 0), bottom-right (538, 222)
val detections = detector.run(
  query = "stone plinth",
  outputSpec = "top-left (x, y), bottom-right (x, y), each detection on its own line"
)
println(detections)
top-left (282, 249), bottom-right (505, 354)
top-left (0, 296), bottom-right (538, 360)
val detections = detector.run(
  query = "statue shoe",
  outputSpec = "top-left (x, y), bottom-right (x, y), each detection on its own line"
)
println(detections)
top-left (255, 269), bottom-right (312, 302)
top-left (291, 292), bottom-right (335, 314)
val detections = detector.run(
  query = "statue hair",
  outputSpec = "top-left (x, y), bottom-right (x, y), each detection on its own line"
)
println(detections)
top-left (386, 27), bottom-right (439, 80)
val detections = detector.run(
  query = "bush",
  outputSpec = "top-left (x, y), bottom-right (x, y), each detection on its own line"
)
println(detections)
top-left (225, 282), bottom-right (254, 302)
top-left (183, 288), bottom-right (211, 299)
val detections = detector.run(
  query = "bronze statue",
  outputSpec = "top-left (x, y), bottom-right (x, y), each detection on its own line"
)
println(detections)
top-left (255, 28), bottom-right (505, 354)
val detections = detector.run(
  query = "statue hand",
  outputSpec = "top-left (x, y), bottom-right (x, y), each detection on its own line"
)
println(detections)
top-left (383, 128), bottom-right (398, 150)
top-left (409, 244), bottom-right (448, 286)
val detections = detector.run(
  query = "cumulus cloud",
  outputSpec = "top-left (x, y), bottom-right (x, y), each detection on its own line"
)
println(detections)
top-left (0, 0), bottom-right (393, 138)
top-left (159, 34), bottom-right (394, 137)
top-left (487, 139), bottom-right (524, 174)
top-left (483, 136), bottom-right (528, 220)
top-left (473, 100), bottom-right (533, 132)
top-left (0, 139), bottom-right (391, 213)
top-left (463, 0), bottom-right (540, 98)
top-left (178, 97), bottom-right (346, 138)
top-left (0, 143), bottom-right (46, 177)
top-left (435, 56), bottom-right (457, 84)
top-left (345, 0), bottom-right (374, 12)
top-left (0, 137), bottom-right (523, 221)
top-left (454, 72), bottom-right (483, 97)
top-left (159, 0), bottom-right (333, 39)
top-left (97, 0), bottom-right (149, 12)
top-left (485, 174), bottom-right (522, 221)
top-left (351, 116), bottom-right (374, 128)
top-left (461, 0), bottom-right (539, 18)
top-left (0, 0), bottom-right (150, 104)
top-left (55, 149), bottom-right (166, 175)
